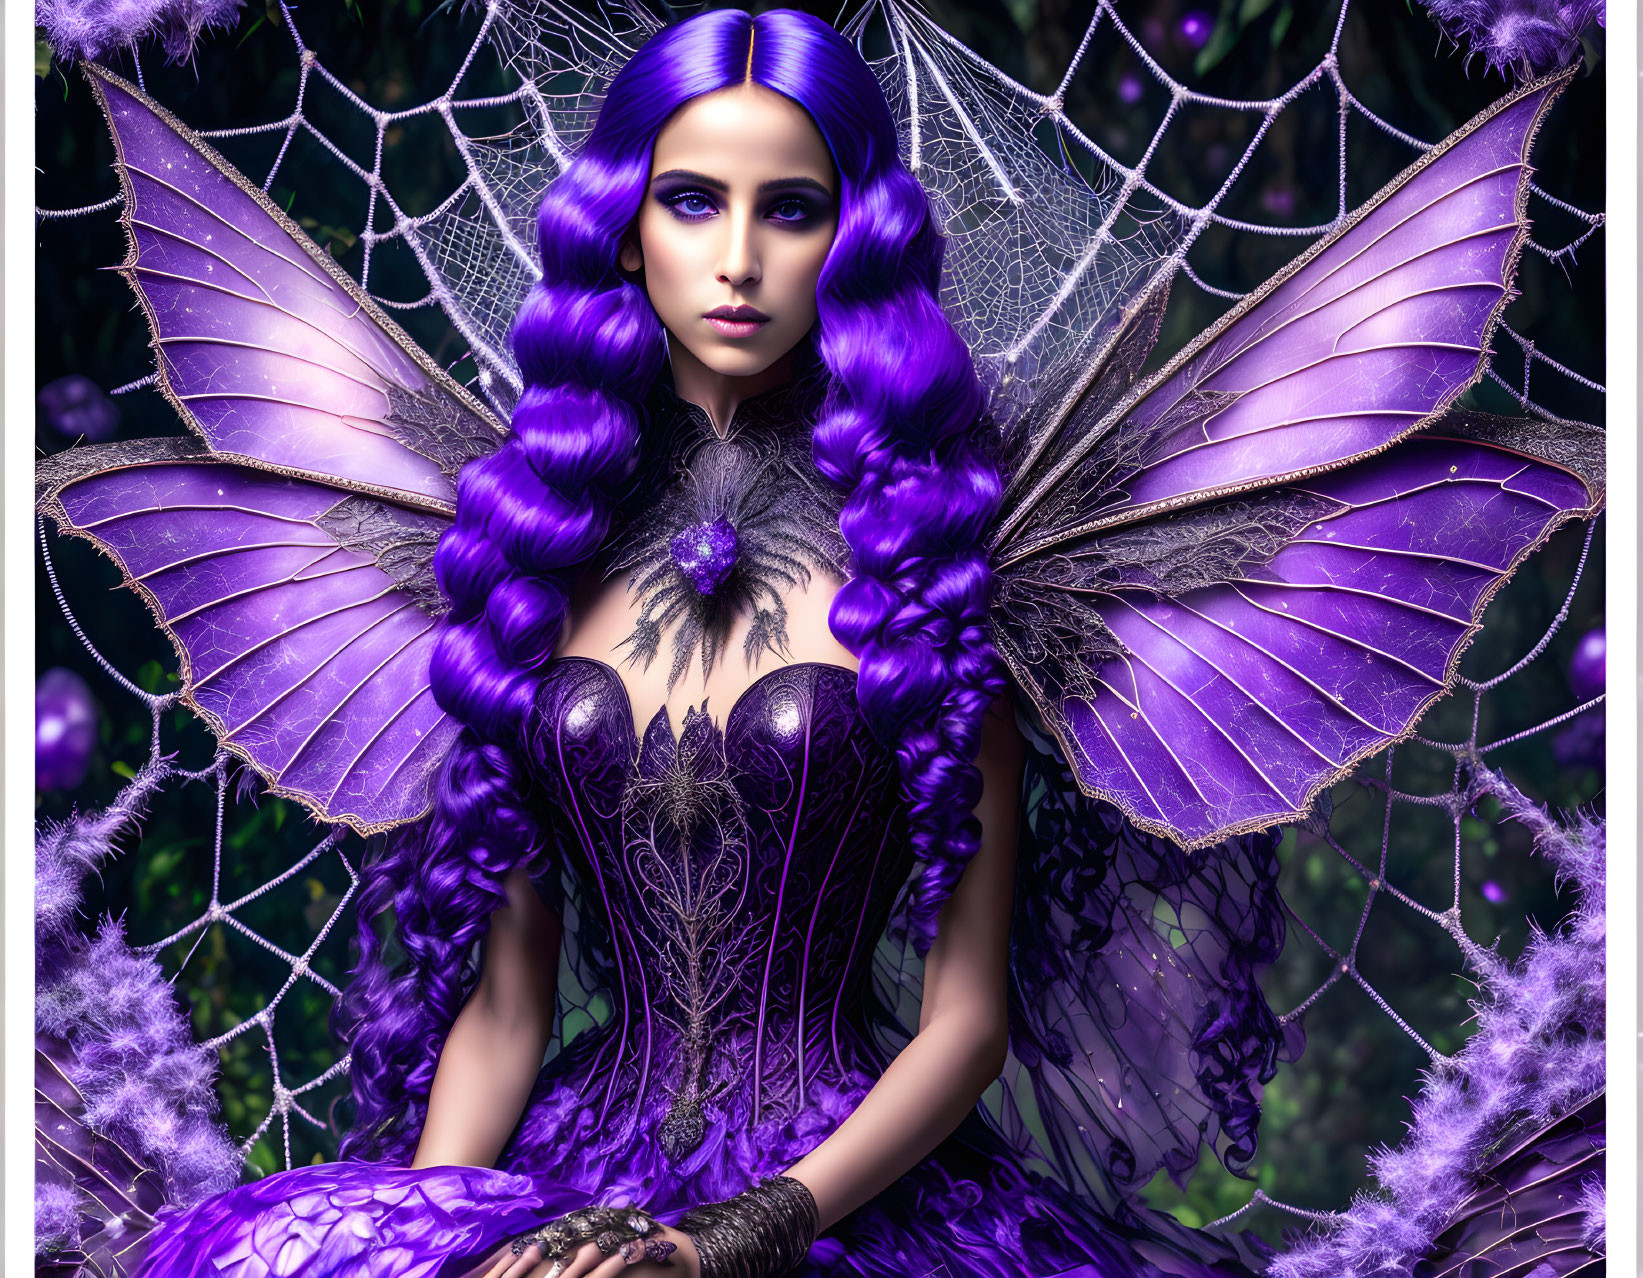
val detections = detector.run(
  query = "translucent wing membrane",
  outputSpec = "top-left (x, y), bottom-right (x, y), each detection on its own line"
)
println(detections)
top-left (36, 1038), bottom-right (164, 1277)
top-left (997, 419), bottom-right (1600, 847)
top-left (997, 74), bottom-right (1569, 556)
top-left (38, 444), bottom-right (459, 833)
top-left (993, 743), bottom-right (1288, 1197)
top-left (991, 74), bottom-right (1602, 848)
top-left (39, 68), bottom-right (493, 833)
top-left (87, 65), bottom-right (507, 516)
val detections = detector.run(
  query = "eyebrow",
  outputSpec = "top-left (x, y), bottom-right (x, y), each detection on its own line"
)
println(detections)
top-left (650, 168), bottom-right (834, 198)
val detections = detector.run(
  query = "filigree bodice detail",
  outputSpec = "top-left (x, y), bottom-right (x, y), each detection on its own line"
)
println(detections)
top-left (525, 657), bottom-right (910, 1163)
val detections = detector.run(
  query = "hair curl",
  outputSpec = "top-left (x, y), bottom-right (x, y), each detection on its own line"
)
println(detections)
top-left (335, 8), bottom-right (1003, 1164)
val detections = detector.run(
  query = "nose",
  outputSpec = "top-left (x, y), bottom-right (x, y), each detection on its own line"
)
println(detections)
top-left (715, 206), bottom-right (760, 288)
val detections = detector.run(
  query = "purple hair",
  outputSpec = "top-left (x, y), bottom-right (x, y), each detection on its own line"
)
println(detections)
top-left (335, 8), bottom-right (1002, 1164)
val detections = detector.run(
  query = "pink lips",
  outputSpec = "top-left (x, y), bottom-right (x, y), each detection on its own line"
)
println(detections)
top-left (704, 305), bottom-right (769, 339)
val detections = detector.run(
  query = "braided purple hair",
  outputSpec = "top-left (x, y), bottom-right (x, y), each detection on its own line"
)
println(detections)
top-left (335, 7), bottom-right (1002, 1163)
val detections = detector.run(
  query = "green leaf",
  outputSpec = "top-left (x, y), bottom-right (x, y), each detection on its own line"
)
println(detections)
top-left (35, 31), bottom-right (53, 79)
top-left (1194, 6), bottom-right (1242, 76)
top-left (1270, 5), bottom-right (1293, 46)
top-left (1239, 0), bottom-right (1274, 22)
top-left (237, 14), bottom-right (268, 49)
top-left (112, 760), bottom-right (136, 780)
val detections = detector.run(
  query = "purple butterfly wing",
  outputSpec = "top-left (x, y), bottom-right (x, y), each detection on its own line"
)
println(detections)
top-left (1001, 417), bottom-right (1601, 846)
top-left (39, 441), bottom-right (460, 833)
top-left (38, 68), bottom-right (501, 833)
top-left (999, 72), bottom-right (1569, 556)
top-left (85, 64), bottom-right (505, 516)
top-left (992, 69), bottom-right (1603, 849)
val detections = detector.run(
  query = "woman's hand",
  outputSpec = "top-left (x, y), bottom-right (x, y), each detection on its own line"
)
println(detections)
top-left (467, 1224), bottom-right (701, 1278)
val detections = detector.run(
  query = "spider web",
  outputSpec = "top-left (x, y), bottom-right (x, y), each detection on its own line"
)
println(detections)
top-left (34, 0), bottom-right (1605, 1262)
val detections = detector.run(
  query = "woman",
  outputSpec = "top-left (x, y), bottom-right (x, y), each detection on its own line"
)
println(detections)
top-left (132, 10), bottom-right (1210, 1278)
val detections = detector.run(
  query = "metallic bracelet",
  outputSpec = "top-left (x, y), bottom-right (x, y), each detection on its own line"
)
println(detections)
top-left (677, 1176), bottom-right (819, 1278)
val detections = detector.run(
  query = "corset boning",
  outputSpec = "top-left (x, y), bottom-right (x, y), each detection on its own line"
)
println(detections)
top-left (521, 657), bottom-right (912, 1182)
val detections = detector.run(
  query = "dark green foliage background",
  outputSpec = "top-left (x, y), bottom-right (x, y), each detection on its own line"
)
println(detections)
top-left (36, 0), bottom-right (1604, 1244)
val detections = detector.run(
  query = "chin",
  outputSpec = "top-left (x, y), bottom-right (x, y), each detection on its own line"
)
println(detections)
top-left (689, 343), bottom-right (788, 380)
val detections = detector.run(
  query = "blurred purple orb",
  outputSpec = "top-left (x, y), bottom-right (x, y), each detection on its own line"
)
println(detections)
top-left (38, 374), bottom-right (120, 442)
top-left (1568, 626), bottom-right (1604, 701)
top-left (1552, 709), bottom-right (1604, 772)
top-left (1261, 184), bottom-right (1297, 218)
top-left (1480, 880), bottom-right (1507, 905)
top-left (1118, 72), bottom-right (1145, 104)
top-left (37, 668), bottom-right (99, 792)
top-left (1177, 10), bottom-right (1215, 50)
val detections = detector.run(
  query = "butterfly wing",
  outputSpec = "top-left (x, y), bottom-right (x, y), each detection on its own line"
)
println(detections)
top-left (84, 63), bottom-right (506, 517)
top-left (990, 72), bottom-right (1604, 848)
top-left (37, 68), bottom-right (507, 833)
top-left (997, 71), bottom-right (1572, 551)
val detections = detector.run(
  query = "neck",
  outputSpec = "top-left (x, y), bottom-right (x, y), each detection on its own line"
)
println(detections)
top-left (666, 339), bottom-right (798, 437)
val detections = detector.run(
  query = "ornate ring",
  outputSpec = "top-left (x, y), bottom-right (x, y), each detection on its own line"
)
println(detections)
top-left (503, 1206), bottom-right (662, 1268)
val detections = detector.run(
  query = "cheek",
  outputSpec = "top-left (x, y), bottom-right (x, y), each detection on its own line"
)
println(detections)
top-left (638, 220), bottom-right (697, 313)
top-left (774, 239), bottom-right (833, 320)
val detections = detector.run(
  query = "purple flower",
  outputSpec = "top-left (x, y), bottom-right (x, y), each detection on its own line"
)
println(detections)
top-left (1480, 879), bottom-right (1507, 904)
top-left (36, 0), bottom-right (245, 66)
top-left (1569, 625), bottom-right (1604, 701)
top-left (1421, 0), bottom-right (1604, 78)
top-left (37, 374), bottom-right (120, 442)
top-left (1176, 10), bottom-right (1214, 50)
top-left (37, 668), bottom-right (99, 792)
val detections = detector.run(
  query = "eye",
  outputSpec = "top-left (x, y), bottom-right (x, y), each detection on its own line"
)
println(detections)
top-left (661, 190), bottom-right (718, 221)
top-left (766, 197), bottom-right (818, 225)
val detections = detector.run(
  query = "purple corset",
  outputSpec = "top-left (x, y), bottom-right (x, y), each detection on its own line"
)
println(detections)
top-left (515, 657), bottom-right (911, 1196)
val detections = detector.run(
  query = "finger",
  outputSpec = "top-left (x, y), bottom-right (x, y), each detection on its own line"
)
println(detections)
top-left (489, 1248), bottom-right (525, 1278)
top-left (557, 1239), bottom-right (612, 1278)
top-left (502, 1243), bottom-right (546, 1278)
top-left (496, 1245), bottom-right (540, 1278)
top-left (588, 1246), bottom-right (634, 1278)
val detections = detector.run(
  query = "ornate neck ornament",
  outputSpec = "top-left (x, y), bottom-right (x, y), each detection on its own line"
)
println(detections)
top-left (608, 370), bottom-right (850, 691)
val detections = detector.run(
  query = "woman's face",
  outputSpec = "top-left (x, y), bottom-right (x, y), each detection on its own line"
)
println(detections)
top-left (620, 83), bottom-right (839, 382)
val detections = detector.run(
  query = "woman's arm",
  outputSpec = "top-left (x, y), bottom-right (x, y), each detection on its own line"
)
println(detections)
top-left (781, 689), bottom-right (1023, 1230)
top-left (412, 866), bottom-right (562, 1170)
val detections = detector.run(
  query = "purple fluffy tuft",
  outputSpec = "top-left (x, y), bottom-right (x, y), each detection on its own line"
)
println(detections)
top-left (1421, 0), bottom-right (1603, 78)
top-left (36, 0), bottom-right (244, 66)
top-left (41, 920), bottom-right (241, 1205)
top-left (1579, 1173), bottom-right (1605, 1249)
top-left (1273, 777), bottom-right (1604, 1277)
top-left (37, 796), bottom-right (239, 1258)
top-left (35, 1179), bottom-right (84, 1253)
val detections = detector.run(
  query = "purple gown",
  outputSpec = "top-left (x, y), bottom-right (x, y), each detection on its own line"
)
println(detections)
top-left (132, 652), bottom-right (1253, 1278)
